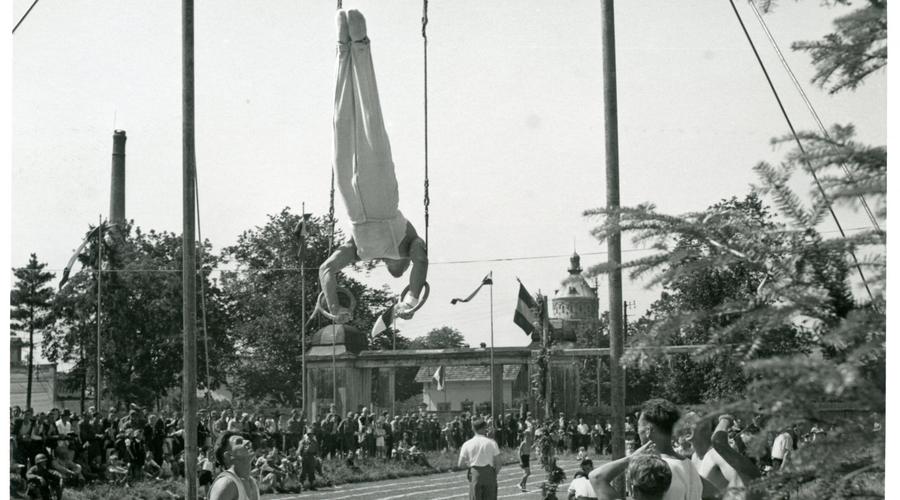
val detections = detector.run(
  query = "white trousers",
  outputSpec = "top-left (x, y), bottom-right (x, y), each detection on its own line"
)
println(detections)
top-left (333, 37), bottom-right (407, 261)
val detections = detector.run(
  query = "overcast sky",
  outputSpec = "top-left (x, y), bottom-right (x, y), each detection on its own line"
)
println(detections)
top-left (8, 0), bottom-right (887, 351)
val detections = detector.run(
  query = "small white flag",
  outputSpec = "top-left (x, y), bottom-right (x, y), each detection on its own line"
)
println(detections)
top-left (433, 366), bottom-right (445, 391)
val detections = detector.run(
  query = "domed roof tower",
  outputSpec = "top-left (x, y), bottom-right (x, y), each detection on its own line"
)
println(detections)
top-left (552, 251), bottom-right (599, 321)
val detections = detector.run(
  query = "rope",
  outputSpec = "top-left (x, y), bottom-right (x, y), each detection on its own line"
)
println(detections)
top-left (727, 0), bottom-right (877, 309)
top-left (12, 0), bottom-right (40, 34)
top-left (746, 0), bottom-right (882, 234)
top-left (422, 0), bottom-right (430, 247)
top-left (194, 176), bottom-right (212, 405)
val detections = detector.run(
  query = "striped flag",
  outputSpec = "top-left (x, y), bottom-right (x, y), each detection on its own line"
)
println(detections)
top-left (433, 366), bottom-right (445, 391)
top-left (371, 306), bottom-right (394, 338)
top-left (450, 272), bottom-right (493, 304)
top-left (513, 280), bottom-right (540, 336)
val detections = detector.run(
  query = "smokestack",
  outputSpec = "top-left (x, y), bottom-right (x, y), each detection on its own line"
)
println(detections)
top-left (110, 130), bottom-right (127, 224)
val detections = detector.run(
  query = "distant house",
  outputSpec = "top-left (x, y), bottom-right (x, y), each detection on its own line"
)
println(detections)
top-left (414, 365), bottom-right (529, 414)
top-left (9, 337), bottom-right (61, 412)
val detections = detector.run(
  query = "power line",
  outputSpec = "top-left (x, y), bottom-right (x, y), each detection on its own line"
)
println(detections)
top-left (26, 224), bottom-right (875, 274)
top-left (12, 0), bottom-right (40, 34)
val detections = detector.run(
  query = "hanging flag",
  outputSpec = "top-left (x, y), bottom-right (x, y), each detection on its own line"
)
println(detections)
top-left (450, 272), bottom-right (493, 304)
top-left (433, 366), bottom-right (445, 391)
top-left (513, 279), bottom-right (540, 336)
top-left (59, 226), bottom-right (101, 289)
top-left (370, 306), bottom-right (394, 338)
top-left (293, 213), bottom-right (312, 259)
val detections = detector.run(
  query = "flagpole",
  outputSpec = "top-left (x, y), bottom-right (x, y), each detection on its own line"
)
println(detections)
top-left (489, 271), bottom-right (496, 426)
top-left (391, 311), bottom-right (396, 416)
top-left (300, 203), bottom-right (307, 421)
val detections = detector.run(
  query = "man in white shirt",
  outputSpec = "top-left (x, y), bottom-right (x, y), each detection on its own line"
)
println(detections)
top-left (56, 410), bottom-right (74, 436)
top-left (577, 419), bottom-right (591, 449)
top-left (682, 413), bottom-right (759, 499)
top-left (770, 430), bottom-right (793, 470)
top-left (458, 418), bottom-right (502, 500)
top-left (637, 399), bottom-right (703, 500)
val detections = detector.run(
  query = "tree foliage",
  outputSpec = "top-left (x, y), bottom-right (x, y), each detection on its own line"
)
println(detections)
top-left (46, 222), bottom-right (232, 407)
top-left (220, 208), bottom-right (394, 407)
top-left (409, 326), bottom-right (469, 349)
top-left (756, 0), bottom-right (887, 94)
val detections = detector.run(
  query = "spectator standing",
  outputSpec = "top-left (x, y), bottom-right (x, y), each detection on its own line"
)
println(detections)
top-left (298, 427), bottom-right (319, 491)
top-left (770, 428), bottom-right (793, 471)
top-left (458, 417), bottom-right (502, 500)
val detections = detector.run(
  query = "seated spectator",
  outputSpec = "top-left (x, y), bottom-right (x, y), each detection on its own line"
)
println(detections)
top-left (106, 454), bottom-right (128, 484)
top-left (26, 454), bottom-right (63, 500)
top-left (567, 470), bottom-right (597, 500)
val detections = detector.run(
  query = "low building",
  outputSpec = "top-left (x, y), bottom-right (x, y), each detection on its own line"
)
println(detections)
top-left (414, 365), bottom-right (529, 414)
top-left (9, 337), bottom-right (60, 412)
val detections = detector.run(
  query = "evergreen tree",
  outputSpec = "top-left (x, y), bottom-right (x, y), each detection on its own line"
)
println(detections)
top-left (10, 254), bottom-right (55, 411)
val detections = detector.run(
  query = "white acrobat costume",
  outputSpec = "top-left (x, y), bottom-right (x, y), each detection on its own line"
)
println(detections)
top-left (333, 10), bottom-right (409, 262)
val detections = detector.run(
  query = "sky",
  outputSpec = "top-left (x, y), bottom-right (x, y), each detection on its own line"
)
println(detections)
top-left (7, 0), bottom-right (888, 353)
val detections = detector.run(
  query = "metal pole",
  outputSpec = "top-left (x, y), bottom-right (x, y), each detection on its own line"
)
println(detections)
top-left (301, 203), bottom-right (307, 419)
top-left (489, 275), bottom-right (496, 423)
top-left (96, 216), bottom-right (102, 411)
top-left (601, 0), bottom-right (626, 470)
top-left (181, 0), bottom-right (199, 496)
top-left (391, 314), bottom-right (397, 416)
top-left (541, 294), bottom-right (551, 419)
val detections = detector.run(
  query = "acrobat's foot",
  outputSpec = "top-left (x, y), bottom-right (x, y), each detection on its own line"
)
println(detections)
top-left (347, 9), bottom-right (368, 42)
top-left (336, 10), bottom-right (349, 44)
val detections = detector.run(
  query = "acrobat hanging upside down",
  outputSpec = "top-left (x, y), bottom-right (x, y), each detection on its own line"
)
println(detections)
top-left (319, 9), bottom-right (429, 324)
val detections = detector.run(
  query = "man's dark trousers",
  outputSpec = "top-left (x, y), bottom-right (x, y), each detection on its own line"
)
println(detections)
top-left (469, 465), bottom-right (497, 500)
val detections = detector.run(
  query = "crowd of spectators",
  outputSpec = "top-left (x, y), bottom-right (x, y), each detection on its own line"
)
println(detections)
top-left (10, 400), bottom-right (846, 499)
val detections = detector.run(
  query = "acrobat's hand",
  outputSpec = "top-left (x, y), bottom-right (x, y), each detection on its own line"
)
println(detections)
top-left (394, 302), bottom-right (415, 321)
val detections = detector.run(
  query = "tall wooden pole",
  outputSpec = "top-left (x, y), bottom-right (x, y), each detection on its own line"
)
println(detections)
top-left (601, 0), bottom-right (626, 470)
top-left (181, 0), bottom-right (199, 497)
top-left (96, 215), bottom-right (102, 411)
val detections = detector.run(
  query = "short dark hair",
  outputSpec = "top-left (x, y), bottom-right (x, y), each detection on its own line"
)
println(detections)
top-left (472, 418), bottom-right (487, 433)
top-left (214, 431), bottom-right (238, 467)
top-left (627, 455), bottom-right (672, 498)
top-left (641, 398), bottom-right (681, 436)
top-left (580, 458), bottom-right (594, 469)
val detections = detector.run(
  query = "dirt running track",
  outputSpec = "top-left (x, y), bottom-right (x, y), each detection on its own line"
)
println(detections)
top-left (262, 458), bottom-right (588, 500)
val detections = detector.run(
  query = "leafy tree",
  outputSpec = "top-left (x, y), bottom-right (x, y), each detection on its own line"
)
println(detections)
top-left (409, 326), bottom-right (469, 349)
top-left (220, 208), bottom-right (394, 407)
top-left (10, 254), bottom-right (55, 410)
top-left (47, 222), bottom-right (232, 407)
